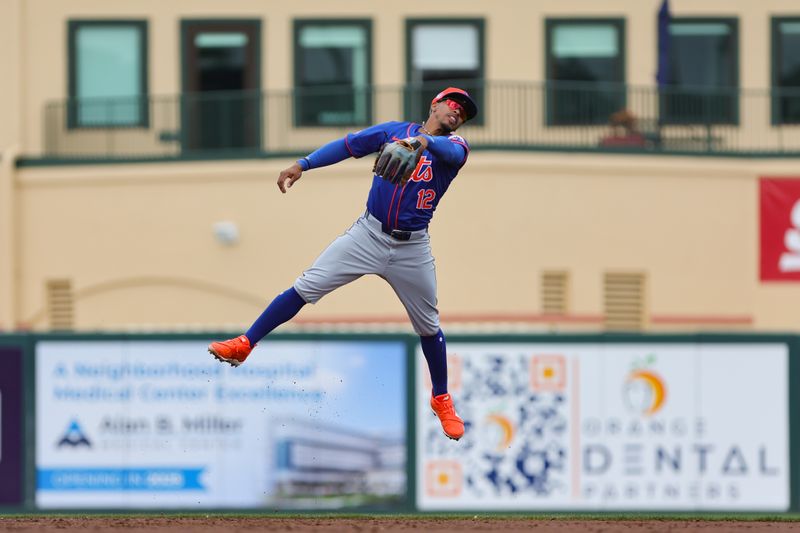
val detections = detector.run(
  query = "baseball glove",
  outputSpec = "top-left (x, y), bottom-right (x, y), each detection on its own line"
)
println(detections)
top-left (373, 138), bottom-right (424, 186)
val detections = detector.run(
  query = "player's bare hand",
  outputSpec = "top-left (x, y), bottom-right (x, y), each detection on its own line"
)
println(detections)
top-left (277, 163), bottom-right (303, 193)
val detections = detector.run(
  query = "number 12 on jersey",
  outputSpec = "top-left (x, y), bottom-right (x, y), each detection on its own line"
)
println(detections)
top-left (416, 189), bottom-right (436, 209)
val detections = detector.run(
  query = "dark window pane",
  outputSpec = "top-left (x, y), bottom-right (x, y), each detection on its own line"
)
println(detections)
top-left (671, 27), bottom-right (733, 86)
top-left (546, 22), bottom-right (624, 125)
top-left (196, 32), bottom-right (247, 92)
top-left (778, 23), bottom-right (800, 85)
top-left (184, 92), bottom-right (259, 151)
top-left (549, 82), bottom-right (626, 125)
top-left (775, 21), bottom-right (800, 124)
top-left (299, 48), bottom-right (357, 125)
top-left (661, 87), bottom-right (737, 124)
top-left (193, 33), bottom-right (248, 148)
top-left (553, 56), bottom-right (619, 83)
top-left (181, 25), bottom-right (261, 153)
top-left (295, 24), bottom-right (370, 126)
top-left (303, 48), bottom-right (353, 84)
top-left (662, 21), bottom-right (737, 124)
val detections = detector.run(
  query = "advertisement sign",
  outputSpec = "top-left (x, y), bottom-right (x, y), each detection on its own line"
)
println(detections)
top-left (760, 177), bottom-right (800, 281)
top-left (417, 343), bottom-right (788, 511)
top-left (0, 346), bottom-right (24, 505)
top-left (36, 340), bottom-right (406, 509)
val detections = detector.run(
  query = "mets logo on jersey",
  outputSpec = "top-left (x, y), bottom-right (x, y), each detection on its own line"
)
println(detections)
top-left (410, 155), bottom-right (433, 182)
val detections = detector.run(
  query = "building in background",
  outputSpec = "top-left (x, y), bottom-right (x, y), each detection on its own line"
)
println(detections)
top-left (269, 418), bottom-right (405, 507)
top-left (0, 0), bottom-right (799, 333)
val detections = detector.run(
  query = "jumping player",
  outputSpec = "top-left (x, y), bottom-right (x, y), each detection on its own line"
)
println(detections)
top-left (208, 87), bottom-right (477, 441)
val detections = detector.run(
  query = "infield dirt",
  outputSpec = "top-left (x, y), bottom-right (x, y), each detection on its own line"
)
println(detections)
top-left (2, 517), bottom-right (800, 532)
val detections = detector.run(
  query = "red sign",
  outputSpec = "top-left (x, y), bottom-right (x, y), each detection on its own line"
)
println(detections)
top-left (760, 178), bottom-right (800, 281)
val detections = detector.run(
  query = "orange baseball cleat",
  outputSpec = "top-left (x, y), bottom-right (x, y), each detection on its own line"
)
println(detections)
top-left (430, 393), bottom-right (465, 440)
top-left (208, 335), bottom-right (254, 367)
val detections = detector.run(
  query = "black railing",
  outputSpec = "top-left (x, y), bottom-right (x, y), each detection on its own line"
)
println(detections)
top-left (39, 82), bottom-right (800, 160)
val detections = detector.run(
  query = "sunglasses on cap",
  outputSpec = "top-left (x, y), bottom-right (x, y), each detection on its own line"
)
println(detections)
top-left (443, 98), bottom-right (466, 120)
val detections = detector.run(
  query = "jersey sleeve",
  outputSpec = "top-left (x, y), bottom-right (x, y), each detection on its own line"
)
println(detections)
top-left (344, 121), bottom-right (403, 158)
top-left (422, 133), bottom-right (470, 168)
top-left (300, 138), bottom-right (352, 170)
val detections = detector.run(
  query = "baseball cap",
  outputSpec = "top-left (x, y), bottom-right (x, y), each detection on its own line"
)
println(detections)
top-left (431, 87), bottom-right (478, 121)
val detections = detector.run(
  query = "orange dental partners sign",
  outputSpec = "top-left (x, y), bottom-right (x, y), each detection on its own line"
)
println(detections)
top-left (760, 178), bottom-right (800, 281)
top-left (416, 342), bottom-right (789, 511)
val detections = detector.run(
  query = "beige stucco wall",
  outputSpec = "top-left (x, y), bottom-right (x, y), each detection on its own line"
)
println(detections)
top-left (0, 0), bottom-right (22, 152)
top-left (7, 152), bottom-right (799, 332)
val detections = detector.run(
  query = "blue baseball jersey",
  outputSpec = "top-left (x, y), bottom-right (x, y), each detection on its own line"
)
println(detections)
top-left (344, 121), bottom-right (469, 231)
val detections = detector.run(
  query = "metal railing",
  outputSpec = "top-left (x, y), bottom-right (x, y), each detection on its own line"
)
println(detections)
top-left (39, 81), bottom-right (800, 161)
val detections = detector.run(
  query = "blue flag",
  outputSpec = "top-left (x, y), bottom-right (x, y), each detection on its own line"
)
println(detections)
top-left (656, 0), bottom-right (672, 87)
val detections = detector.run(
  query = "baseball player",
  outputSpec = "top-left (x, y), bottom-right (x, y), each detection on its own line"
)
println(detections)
top-left (209, 87), bottom-right (477, 441)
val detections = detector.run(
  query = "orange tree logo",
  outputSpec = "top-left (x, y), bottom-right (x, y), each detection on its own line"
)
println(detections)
top-left (623, 354), bottom-right (667, 416)
top-left (486, 412), bottom-right (515, 452)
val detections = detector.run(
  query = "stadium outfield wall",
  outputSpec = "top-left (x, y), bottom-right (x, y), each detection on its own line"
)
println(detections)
top-left (0, 331), bottom-right (797, 513)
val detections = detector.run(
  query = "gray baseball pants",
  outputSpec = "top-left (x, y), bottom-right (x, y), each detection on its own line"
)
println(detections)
top-left (293, 212), bottom-right (440, 336)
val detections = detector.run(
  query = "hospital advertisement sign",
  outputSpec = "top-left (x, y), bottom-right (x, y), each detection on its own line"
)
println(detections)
top-left (417, 343), bottom-right (788, 511)
top-left (36, 340), bottom-right (406, 509)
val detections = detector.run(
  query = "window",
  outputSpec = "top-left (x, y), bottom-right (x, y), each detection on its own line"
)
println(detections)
top-left (772, 18), bottom-right (800, 124)
top-left (68, 20), bottom-right (148, 128)
top-left (181, 20), bottom-right (261, 152)
top-left (545, 19), bottom-right (626, 125)
top-left (294, 20), bottom-right (372, 127)
top-left (405, 19), bottom-right (484, 124)
top-left (661, 19), bottom-right (739, 124)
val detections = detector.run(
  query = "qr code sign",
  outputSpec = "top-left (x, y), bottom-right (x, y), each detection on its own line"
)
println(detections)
top-left (418, 346), bottom-right (571, 508)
